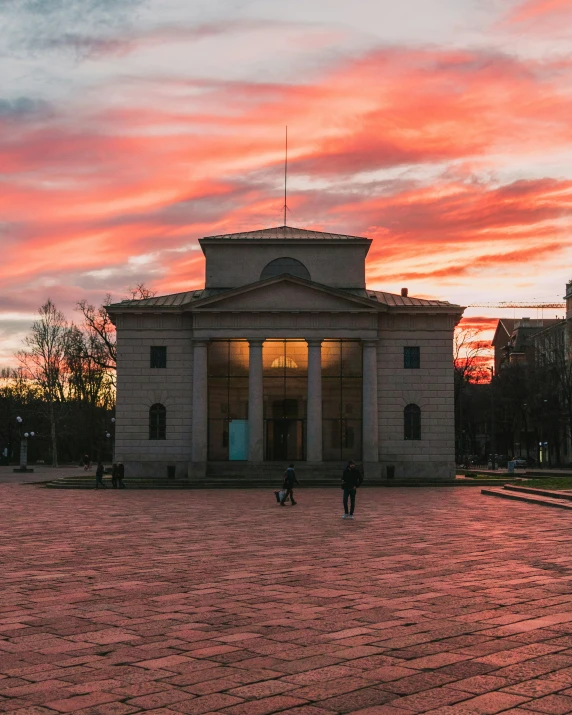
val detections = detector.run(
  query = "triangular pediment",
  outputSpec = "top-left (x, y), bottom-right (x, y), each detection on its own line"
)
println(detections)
top-left (188, 275), bottom-right (380, 312)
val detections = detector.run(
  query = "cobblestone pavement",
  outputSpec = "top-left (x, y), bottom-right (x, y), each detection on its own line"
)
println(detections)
top-left (1, 485), bottom-right (572, 715)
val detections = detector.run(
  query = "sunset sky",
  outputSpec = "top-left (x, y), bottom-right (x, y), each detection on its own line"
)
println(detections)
top-left (2, 0), bottom-right (572, 366)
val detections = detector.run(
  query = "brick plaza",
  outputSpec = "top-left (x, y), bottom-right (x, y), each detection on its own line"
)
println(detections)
top-left (2, 485), bottom-right (572, 714)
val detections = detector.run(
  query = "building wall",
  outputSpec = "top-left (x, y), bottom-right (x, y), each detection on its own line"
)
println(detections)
top-left (377, 313), bottom-right (456, 479)
top-left (202, 242), bottom-right (368, 289)
top-left (113, 309), bottom-right (457, 480)
top-left (115, 313), bottom-right (193, 478)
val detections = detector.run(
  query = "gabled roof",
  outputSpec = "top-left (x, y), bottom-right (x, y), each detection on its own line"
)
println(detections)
top-left (371, 291), bottom-right (453, 308)
top-left (492, 319), bottom-right (515, 347)
top-left (188, 274), bottom-right (381, 311)
top-left (108, 290), bottom-right (204, 308)
top-left (107, 276), bottom-right (461, 313)
top-left (201, 225), bottom-right (369, 241)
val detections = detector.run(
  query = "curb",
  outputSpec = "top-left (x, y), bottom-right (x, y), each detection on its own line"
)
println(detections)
top-left (481, 487), bottom-right (572, 510)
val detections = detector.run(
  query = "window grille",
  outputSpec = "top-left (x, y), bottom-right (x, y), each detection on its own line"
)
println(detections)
top-left (404, 346), bottom-right (420, 369)
top-left (150, 346), bottom-right (167, 368)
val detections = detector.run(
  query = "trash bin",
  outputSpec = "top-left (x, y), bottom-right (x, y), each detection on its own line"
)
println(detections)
top-left (507, 461), bottom-right (515, 474)
top-left (386, 465), bottom-right (395, 480)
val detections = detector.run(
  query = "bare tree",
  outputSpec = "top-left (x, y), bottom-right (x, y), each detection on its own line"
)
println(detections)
top-left (454, 326), bottom-right (492, 390)
top-left (76, 283), bottom-right (156, 375)
top-left (17, 300), bottom-right (70, 466)
top-left (453, 326), bottom-right (493, 462)
top-left (76, 295), bottom-right (117, 372)
top-left (127, 283), bottom-right (156, 300)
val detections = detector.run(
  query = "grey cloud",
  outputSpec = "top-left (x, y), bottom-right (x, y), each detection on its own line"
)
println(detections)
top-left (0, 96), bottom-right (52, 119)
top-left (1, 0), bottom-right (147, 59)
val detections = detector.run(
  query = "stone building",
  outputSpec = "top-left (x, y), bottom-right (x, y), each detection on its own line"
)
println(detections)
top-left (107, 226), bottom-right (464, 482)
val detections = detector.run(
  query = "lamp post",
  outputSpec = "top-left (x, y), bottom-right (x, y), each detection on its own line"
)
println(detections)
top-left (489, 367), bottom-right (496, 471)
top-left (106, 416), bottom-right (115, 462)
top-left (13, 416), bottom-right (35, 473)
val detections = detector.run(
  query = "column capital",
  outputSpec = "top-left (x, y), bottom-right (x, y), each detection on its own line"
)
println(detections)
top-left (192, 339), bottom-right (210, 348)
top-left (305, 338), bottom-right (323, 347)
top-left (362, 339), bottom-right (379, 348)
top-left (248, 338), bottom-right (266, 347)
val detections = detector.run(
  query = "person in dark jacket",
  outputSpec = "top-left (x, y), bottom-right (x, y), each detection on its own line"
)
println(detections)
top-left (118, 463), bottom-right (126, 489)
top-left (111, 463), bottom-right (118, 488)
top-left (341, 461), bottom-right (362, 519)
top-left (280, 464), bottom-right (299, 506)
top-left (95, 461), bottom-right (106, 489)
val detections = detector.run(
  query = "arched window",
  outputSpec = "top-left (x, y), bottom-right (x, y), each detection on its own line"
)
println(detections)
top-left (260, 257), bottom-right (311, 281)
top-left (404, 404), bottom-right (421, 440)
top-left (149, 403), bottom-right (166, 440)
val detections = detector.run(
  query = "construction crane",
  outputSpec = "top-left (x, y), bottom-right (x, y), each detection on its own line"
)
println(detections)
top-left (469, 302), bottom-right (565, 309)
top-left (468, 301), bottom-right (566, 319)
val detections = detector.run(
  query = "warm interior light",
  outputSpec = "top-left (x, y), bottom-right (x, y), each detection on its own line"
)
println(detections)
top-left (271, 356), bottom-right (298, 369)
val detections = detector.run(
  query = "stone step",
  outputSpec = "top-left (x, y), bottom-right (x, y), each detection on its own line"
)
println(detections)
top-left (481, 487), bottom-right (572, 510)
top-left (504, 485), bottom-right (572, 501)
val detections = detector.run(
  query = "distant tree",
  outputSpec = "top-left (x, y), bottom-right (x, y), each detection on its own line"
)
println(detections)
top-left (17, 300), bottom-right (70, 466)
top-left (453, 326), bottom-right (492, 461)
top-left (0, 368), bottom-right (41, 463)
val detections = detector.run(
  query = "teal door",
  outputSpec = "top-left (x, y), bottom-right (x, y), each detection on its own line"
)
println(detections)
top-left (229, 420), bottom-right (248, 460)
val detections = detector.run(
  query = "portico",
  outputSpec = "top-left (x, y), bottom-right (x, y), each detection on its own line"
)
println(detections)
top-left (107, 225), bottom-right (464, 482)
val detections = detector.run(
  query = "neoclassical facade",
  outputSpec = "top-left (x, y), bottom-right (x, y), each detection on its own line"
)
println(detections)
top-left (107, 226), bottom-right (464, 481)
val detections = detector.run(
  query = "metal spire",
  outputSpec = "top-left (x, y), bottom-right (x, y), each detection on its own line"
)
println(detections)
top-left (283, 126), bottom-right (288, 226)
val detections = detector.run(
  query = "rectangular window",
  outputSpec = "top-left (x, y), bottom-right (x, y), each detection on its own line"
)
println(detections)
top-left (322, 340), bottom-right (362, 461)
top-left (150, 346), bottom-right (167, 368)
top-left (207, 341), bottom-right (249, 460)
top-left (404, 346), bottom-right (420, 369)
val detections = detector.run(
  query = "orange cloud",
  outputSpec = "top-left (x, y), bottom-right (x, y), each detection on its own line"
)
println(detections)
top-left (507, 0), bottom-right (572, 23)
top-left (2, 41), bottom-right (572, 364)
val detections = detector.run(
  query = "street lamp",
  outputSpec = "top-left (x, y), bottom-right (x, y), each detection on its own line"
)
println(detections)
top-left (109, 417), bottom-right (116, 461)
top-left (489, 367), bottom-right (496, 471)
top-left (14, 416), bottom-right (35, 473)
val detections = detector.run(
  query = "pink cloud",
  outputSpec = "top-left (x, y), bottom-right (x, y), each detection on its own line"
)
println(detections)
top-left (507, 0), bottom-right (572, 23)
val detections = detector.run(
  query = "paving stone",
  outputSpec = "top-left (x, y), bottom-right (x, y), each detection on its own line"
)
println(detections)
top-left (315, 686), bottom-right (397, 712)
top-left (430, 691), bottom-right (531, 713)
top-left (519, 693), bottom-right (572, 713)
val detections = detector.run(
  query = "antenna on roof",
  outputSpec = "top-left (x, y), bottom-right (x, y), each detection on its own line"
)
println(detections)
top-left (283, 125), bottom-right (288, 227)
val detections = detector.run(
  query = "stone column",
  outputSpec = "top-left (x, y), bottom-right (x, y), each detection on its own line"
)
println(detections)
top-left (248, 339), bottom-right (265, 462)
top-left (190, 340), bottom-right (208, 478)
top-left (362, 340), bottom-right (379, 469)
top-left (306, 339), bottom-right (323, 462)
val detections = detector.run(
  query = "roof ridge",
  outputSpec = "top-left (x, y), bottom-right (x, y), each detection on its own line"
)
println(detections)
top-left (201, 225), bottom-right (369, 240)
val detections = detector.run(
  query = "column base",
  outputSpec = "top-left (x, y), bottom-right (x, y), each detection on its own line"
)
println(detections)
top-left (13, 467), bottom-right (34, 473)
top-left (362, 462), bottom-right (381, 480)
top-left (188, 461), bottom-right (207, 479)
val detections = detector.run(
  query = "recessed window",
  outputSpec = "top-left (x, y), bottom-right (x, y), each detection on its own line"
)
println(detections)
top-left (260, 257), bottom-right (311, 281)
top-left (150, 346), bottom-right (167, 368)
top-left (404, 404), bottom-right (421, 440)
top-left (149, 403), bottom-right (166, 440)
top-left (404, 346), bottom-right (420, 369)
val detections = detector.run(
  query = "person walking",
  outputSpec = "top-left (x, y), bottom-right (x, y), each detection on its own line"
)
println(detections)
top-left (341, 460), bottom-right (362, 519)
top-left (280, 464), bottom-right (299, 506)
top-left (118, 462), bottom-right (126, 489)
top-left (83, 454), bottom-right (90, 471)
top-left (111, 463), bottom-right (118, 488)
top-left (95, 461), bottom-right (106, 489)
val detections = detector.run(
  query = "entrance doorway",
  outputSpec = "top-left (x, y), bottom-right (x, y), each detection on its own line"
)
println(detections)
top-left (265, 418), bottom-right (305, 461)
